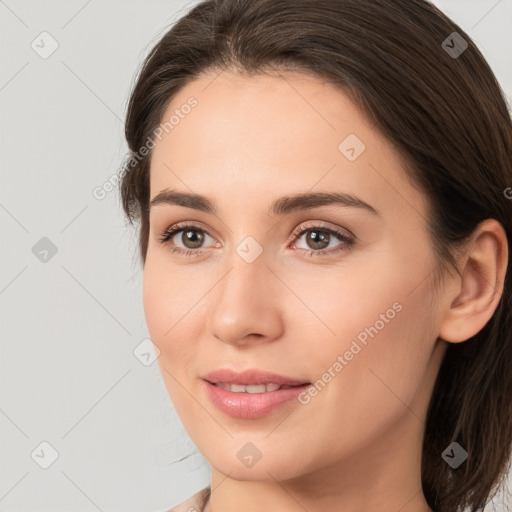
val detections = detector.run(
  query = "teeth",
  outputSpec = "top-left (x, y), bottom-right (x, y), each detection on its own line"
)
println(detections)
top-left (215, 382), bottom-right (282, 393)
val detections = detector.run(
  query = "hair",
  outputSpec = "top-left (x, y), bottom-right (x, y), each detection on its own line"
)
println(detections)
top-left (118, 0), bottom-right (512, 510)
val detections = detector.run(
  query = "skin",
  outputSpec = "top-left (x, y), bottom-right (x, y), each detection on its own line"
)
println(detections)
top-left (142, 69), bottom-right (508, 512)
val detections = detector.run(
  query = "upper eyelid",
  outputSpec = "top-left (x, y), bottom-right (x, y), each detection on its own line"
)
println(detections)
top-left (162, 221), bottom-right (216, 239)
top-left (162, 220), bottom-right (347, 234)
top-left (292, 221), bottom-right (354, 238)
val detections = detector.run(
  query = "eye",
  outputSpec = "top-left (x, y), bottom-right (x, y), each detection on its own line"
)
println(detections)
top-left (290, 222), bottom-right (354, 257)
top-left (157, 222), bottom-right (217, 258)
top-left (157, 221), bottom-right (355, 258)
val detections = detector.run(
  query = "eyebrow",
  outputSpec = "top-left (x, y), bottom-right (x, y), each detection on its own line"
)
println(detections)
top-left (148, 189), bottom-right (380, 216)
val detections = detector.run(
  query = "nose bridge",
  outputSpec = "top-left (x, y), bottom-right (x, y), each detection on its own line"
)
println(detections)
top-left (218, 220), bottom-right (271, 296)
top-left (208, 238), bottom-right (283, 344)
top-left (217, 241), bottom-right (270, 317)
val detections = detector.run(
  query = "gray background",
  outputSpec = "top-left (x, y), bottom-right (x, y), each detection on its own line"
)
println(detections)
top-left (0, 1), bottom-right (510, 511)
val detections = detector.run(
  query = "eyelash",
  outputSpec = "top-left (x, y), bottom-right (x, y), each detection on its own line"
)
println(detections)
top-left (157, 221), bottom-right (355, 259)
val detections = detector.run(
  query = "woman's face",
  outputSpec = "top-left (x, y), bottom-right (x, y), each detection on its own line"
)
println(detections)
top-left (143, 69), bottom-right (448, 482)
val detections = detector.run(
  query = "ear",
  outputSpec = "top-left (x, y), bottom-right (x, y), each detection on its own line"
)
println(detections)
top-left (439, 219), bottom-right (509, 344)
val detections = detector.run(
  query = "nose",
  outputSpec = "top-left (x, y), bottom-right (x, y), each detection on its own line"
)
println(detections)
top-left (208, 249), bottom-right (284, 347)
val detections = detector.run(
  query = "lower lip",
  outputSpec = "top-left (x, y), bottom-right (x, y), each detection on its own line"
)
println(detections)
top-left (202, 379), bottom-right (312, 419)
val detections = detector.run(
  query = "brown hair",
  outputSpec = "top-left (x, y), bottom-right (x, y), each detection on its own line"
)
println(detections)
top-left (118, 1), bottom-right (512, 510)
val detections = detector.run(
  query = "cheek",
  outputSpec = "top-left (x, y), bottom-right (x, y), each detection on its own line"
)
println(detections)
top-left (142, 260), bottom-right (206, 369)
top-left (143, 264), bottom-right (200, 419)
top-left (143, 253), bottom-right (186, 337)
top-left (297, 262), bottom-right (437, 452)
top-left (142, 263), bottom-right (166, 340)
top-left (303, 274), bottom-right (436, 449)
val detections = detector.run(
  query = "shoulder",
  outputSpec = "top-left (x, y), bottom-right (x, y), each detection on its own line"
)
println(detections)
top-left (166, 487), bottom-right (211, 512)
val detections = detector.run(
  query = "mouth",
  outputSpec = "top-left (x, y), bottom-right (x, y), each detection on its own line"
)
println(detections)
top-left (201, 368), bottom-right (310, 388)
top-left (200, 370), bottom-right (312, 419)
top-left (202, 379), bottom-right (311, 420)
top-left (206, 382), bottom-right (307, 393)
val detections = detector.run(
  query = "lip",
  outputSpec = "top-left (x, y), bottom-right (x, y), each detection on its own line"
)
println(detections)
top-left (202, 380), bottom-right (311, 419)
top-left (201, 368), bottom-right (312, 419)
top-left (202, 368), bottom-right (309, 387)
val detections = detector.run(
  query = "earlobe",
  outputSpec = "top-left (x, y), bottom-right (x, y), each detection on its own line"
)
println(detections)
top-left (438, 219), bottom-right (508, 344)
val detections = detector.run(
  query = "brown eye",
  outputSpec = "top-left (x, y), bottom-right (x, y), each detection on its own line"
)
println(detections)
top-left (179, 228), bottom-right (205, 249)
top-left (158, 223), bottom-right (216, 256)
top-left (303, 229), bottom-right (331, 250)
top-left (158, 221), bottom-right (354, 259)
top-left (291, 223), bottom-right (354, 257)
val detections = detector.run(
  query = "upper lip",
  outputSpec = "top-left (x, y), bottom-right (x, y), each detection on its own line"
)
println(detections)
top-left (202, 368), bottom-right (310, 386)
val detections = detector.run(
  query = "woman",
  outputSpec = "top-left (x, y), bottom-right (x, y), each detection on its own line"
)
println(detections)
top-left (119, 0), bottom-right (512, 511)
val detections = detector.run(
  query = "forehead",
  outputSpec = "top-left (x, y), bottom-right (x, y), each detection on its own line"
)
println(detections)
top-left (148, 69), bottom-right (426, 220)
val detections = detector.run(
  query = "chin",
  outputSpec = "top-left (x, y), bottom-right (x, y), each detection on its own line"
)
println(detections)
top-left (204, 440), bottom-right (312, 482)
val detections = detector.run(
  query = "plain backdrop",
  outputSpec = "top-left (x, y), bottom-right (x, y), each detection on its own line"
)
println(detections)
top-left (0, 1), bottom-right (511, 511)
